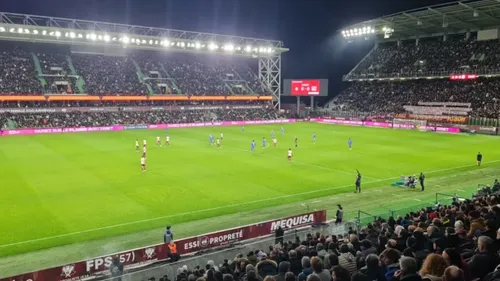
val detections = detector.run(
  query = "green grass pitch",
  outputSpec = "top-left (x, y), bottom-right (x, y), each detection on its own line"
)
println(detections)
top-left (0, 122), bottom-right (499, 276)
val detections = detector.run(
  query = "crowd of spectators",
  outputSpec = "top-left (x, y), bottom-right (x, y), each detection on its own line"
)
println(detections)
top-left (0, 100), bottom-right (272, 108)
top-left (349, 35), bottom-right (500, 78)
top-left (0, 47), bottom-right (42, 94)
top-left (164, 188), bottom-right (500, 281)
top-left (333, 79), bottom-right (500, 118)
top-left (71, 54), bottom-right (149, 95)
top-left (0, 44), bottom-right (268, 96)
top-left (0, 108), bottom-right (284, 129)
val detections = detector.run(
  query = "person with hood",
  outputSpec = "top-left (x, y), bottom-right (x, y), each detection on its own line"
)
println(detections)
top-left (310, 256), bottom-right (331, 281)
top-left (298, 257), bottom-right (313, 281)
top-left (256, 254), bottom-right (278, 278)
top-left (338, 244), bottom-right (357, 276)
top-left (288, 250), bottom-right (302, 276)
top-left (356, 240), bottom-right (378, 268)
top-left (316, 243), bottom-right (327, 260)
top-left (380, 248), bottom-right (401, 280)
top-left (274, 261), bottom-right (290, 281)
top-left (419, 254), bottom-right (447, 281)
top-left (247, 252), bottom-right (259, 267)
top-left (359, 254), bottom-right (386, 281)
top-left (392, 257), bottom-right (421, 281)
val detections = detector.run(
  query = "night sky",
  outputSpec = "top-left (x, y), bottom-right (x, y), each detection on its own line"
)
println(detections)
top-left (1, 0), bottom-right (454, 101)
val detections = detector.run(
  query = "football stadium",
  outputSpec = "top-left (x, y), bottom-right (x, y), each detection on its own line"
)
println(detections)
top-left (1, 1), bottom-right (500, 281)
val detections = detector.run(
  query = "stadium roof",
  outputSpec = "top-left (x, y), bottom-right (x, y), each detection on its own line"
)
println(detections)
top-left (340, 0), bottom-right (500, 40)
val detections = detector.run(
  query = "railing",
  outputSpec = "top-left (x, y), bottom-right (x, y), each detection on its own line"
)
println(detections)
top-left (343, 68), bottom-right (500, 81)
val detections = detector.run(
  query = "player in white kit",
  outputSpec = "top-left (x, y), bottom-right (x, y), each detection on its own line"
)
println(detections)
top-left (273, 138), bottom-right (277, 148)
top-left (216, 138), bottom-right (221, 148)
top-left (287, 148), bottom-right (293, 161)
top-left (156, 136), bottom-right (161, 146)
top-left (165, 135), bottom-right (170, 146)
top-left (141, 156), bottom-right (146, 172)
top-left (220, 132), bottom-right (224, 140)
top-left (143, 145), bottom-right (147, 154)
top-left (135, 139), bottom-right (139, 151)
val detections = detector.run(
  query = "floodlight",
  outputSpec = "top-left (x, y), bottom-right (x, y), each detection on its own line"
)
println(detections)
top-left (170, 42), bottom-right (175, 46)
top-left (24, 29), bottom-right (30, 34)
top-left (42, 30), bottom-right (47, 35)
top-left (0, 27), bottom-right (6, 32)
top-left (97, 35), bottom-right (103, 40)
top-left (78, 33), bottom-right (83, 38)
top-left (103, 35), bottom-right (110, 42)
top-left (65, 32), bottom-right (69, 37)
top-left (208, 43), bottom-right (218, 50)
top-left (123, 36), bottom-right (130, 44)
top-left (55, 31), bottom-right (61, 37)
top-left (70, 32), bottom-right (76, 38)
top-left (9, 28), bottom-right (15, 33)
top-left (131, 38), bottom-right (135, 43)
top-left (244, 46), bottom-right (252, 52)
top-left (224, 44), bottom-right (234, 51)
top-left (154, 40), bottom-right (158, 44)
top-left (141, 39), bottom-right (146, 44)
top-left (18, 28), bottom-right (23, 33)
top-left (112, 37), bottom-right (118, 41)
top-left (195, 42), bottom-right (201, 49)
top-left (267, 47), bottom-right (272, 53)
top-left (90, 33), bottom-right (97, 40)
top-left (149, 40), bottom-right (153, 45)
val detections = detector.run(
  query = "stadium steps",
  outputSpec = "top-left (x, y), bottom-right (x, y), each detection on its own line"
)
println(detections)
top-left (232, 67), bottom-right (257, 94)
top-left (343, 45), bottom-right (377, 80)
top-left (159, 62), bottom-right (182, 94)
top-left (131, 59), bottom-right (154, 95)
top-left (31, 53), bottom-right (47, 89)
top-left (66, 56), bottom-right (86, 94)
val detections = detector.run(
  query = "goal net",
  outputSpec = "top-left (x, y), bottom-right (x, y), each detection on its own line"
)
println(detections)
top-left (393, 119), bottom-right (427, 130)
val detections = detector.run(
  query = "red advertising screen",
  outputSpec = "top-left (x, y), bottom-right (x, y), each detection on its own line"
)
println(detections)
top-left (449, 74), bottom-right (478, 80)
top-left (291, 80), bottom-right (321, 96)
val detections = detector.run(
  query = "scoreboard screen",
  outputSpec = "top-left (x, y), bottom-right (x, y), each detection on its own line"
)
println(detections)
top-left (283, 79), bottom-right (328, 96)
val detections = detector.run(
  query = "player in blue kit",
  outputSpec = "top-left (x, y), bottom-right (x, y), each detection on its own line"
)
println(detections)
top-left (312, 133), bottom-right (316, 144)
top-left (262, 137), bottom-right (267, 148)
top-left (241, 126), bottom-right (245, 133)
top-left (281, 127), bottom-right (285, 135)
top-left (348, 138), bottom-right (353, 150)
top-left (251, 140), bottom-right (256, 151)
top-left (209, 134), bottom-right (214, 145)
top-left (271, 129), bottom-right (275, 138)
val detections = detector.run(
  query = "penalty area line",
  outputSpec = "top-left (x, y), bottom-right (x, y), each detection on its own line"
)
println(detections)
top-left (1, 159), bottom-right (499, 248)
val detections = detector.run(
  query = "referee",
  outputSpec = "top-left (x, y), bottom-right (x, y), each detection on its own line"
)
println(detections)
top-left (355, 169), bottom-right (361, 193)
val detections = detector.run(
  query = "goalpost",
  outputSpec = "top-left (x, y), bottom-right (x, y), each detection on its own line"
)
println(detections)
top-left (393, 119), bottom-right (427, 131)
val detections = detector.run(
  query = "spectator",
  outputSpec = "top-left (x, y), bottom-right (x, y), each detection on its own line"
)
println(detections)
top-left (331, 266), bottom-right (350, 281)
top-left (338, 244), bottom-right (357, 276)
top-left (419, 254), bottom-right (447, 281)
top-left (380, 248), bottom-right (401, 280)
top-left (441, 248), bottom-right (469, 280)
top-left (442, 266), bottom-right (465, 281)
top-left (275, 262), bottom-right (290, 281)
top-left (359, 254), bottom-right (386, 281)
top-left (393, 257), bottom-right (421, 281)
top-left (257, 254), bottom-right (278, 278)
top-left (285, 272), bottom-right (297, 281)
top-left (310, 257), bottom-right (331, 281)
top-left (298, 257), bottom-right (313, 281)
top-left (467, 236), bottom-right (500, 280)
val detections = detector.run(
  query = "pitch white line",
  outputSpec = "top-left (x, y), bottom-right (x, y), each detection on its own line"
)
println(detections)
top-left (179, 136), bottom-right (380, 180)
top-left (413, 198), bottom-right (422, 202)
top-left (456, 189), bottom-right (465, 192)
top-left (0, 158), bottom-right (498, 248)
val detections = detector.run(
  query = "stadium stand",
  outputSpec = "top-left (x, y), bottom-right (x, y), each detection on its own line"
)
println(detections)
top-left (0, 108), bottom-right (284, 129)
top-left (0, 43), bottom-right (270, 96)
